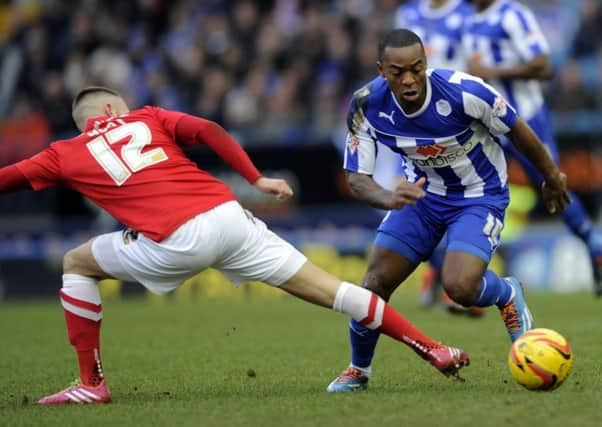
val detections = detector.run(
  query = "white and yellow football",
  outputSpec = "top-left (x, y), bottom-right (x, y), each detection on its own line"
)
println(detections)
top-left (508, 328), bottom-right (573, 391)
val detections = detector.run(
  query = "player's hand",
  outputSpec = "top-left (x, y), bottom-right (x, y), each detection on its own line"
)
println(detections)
top-left (253, 176), bottom-right (294, 200)
top-left (387, 176), bottom-right (426, 209)
top-left (541, 172), bottom-right (570, 214)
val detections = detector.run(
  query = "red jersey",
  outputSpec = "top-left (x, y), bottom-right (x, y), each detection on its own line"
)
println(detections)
top-left (15, 107), bottom-right (257, 242)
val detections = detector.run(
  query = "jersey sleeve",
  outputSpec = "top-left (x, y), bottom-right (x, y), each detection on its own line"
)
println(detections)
top-left (450, 71), bottom-right (518, 135)
top-left (0, 164), bottom-right (32, 192)
top-left (343, 93), bottom-right (377, 175)
top-left (174, 114), bottom-right (261, 183)
top-left (501, 6), bottom-right (549, 62)
top-left (149, 106), bottom-right (189, 143)
top-left (15, 146), bottom-right (62, 190)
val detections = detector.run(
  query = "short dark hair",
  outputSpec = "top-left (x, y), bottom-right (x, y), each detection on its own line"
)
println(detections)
top-left (378, 29), bottom-right (424, 59)
top-left (72, 86), bottom-right (121, 109)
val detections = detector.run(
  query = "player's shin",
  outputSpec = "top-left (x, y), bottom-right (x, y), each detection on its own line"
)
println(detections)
top-left (60, 274), bottom-right (104, 386)
top-left (333, 282), bottom-right (441, 357)
top-left (474, 270), bottom-right (513, 308)
top-left (349, 319), bottom-right (380, 373)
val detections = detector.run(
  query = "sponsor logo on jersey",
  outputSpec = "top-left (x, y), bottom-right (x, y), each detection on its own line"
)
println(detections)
top-left (416, 143), bottom-right (447, 157)
top-left (413, 139), bottom-right (477, 167)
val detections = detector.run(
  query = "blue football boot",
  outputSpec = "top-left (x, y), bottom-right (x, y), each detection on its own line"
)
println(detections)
top-left (499, 277), bottom-right (534, 342)
top-left (326, 367), bottom-right (369, 393)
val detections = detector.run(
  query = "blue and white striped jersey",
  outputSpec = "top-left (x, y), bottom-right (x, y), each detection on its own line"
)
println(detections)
top-left (462, 0), bottom-right (549, 120)
top-left (395, 0), bottom-right (474, 71)
top-left (343, 69), bottom-right (517, 200)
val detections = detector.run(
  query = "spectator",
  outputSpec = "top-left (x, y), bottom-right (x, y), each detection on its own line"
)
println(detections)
top-left (0, 0), bottom-right (599, 148)
top-left (0, 96), bottom-right (50, 166)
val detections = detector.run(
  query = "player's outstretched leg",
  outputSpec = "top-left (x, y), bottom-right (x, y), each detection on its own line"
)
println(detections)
top-left (325, 282), bottom-right (469, 392)
top-left (473, 270), bottom-right (534, 342)
top-left (38, 274), bottom-right (111, 405)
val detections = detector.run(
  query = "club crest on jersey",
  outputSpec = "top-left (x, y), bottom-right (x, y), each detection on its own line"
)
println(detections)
top-left (378, 110), bottom-right (395, 125)
top-left (416, 144), bottom-right (447, 157)
top-left (435, 99), bottom-right (452, 117)
top-left (347, 135), bottom-right (361, 154)
top-left (493, 96), bottom-right (508, 117)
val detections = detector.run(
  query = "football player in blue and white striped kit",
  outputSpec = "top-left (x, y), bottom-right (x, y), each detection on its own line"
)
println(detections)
top-left (463, 0), bottom-right (602, 296)
top-left (395, 0), bottom-right (480, 312)
top-left (326, 29), bottom-right (570, 393)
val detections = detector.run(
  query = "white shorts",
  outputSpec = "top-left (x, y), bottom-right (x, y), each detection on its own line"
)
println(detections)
top-left (91, 201), bottom-right (307, 295)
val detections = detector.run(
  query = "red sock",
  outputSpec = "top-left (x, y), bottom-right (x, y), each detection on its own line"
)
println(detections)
top-left (61, 291), bottom-right (104, 386)
top-left (76, 348), bottom-right (104, 387)
top-left (361, 293), bottom-right (441, 358)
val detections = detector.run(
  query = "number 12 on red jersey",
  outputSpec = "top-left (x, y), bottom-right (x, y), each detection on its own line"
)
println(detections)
top-left (87, 120), bottom-right (168, 185)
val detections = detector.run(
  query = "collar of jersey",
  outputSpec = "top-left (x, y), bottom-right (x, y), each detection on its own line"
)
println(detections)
top-left (85, 115), bottom-right (110, 131)
top-left (390, 73), bottom-right (432, 119)
top-left (418, 0), bottom-right (463, 19)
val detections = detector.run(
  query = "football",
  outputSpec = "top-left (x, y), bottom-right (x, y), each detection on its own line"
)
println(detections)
top-left (508, 328), bottom-right (573, 391)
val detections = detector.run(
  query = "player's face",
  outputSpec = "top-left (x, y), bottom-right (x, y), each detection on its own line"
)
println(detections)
top-left (377, 43), bottom-right (428, 113)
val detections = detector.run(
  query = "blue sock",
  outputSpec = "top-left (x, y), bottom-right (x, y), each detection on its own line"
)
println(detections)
top-left (349, 319), bottom-right (381, 369)
top-left (562, 192), bottom-right (592, 243)
top-left (474, 270), bottom-right (513, 308)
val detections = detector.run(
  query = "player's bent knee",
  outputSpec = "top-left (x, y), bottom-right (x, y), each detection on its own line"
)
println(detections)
top-left (63, 240), bottom-right (106, 277)
top-left (442, 275), bottom-right (480, 307)
top-left (362, 271), bottom-right (398, 301)
top-left (366, 284), bottom-right (394, 301)
top-left (63, 248), bottom-right (81, 273)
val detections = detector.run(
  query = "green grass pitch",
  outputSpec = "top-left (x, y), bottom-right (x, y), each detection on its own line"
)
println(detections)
top-left (1, 290), bottom-right (601, 427)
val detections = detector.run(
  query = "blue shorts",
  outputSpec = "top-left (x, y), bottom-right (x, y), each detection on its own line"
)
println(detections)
top-left (503, 106), bottom-right (558, 183)
top-left (376, 192), bottom-right (509, 265)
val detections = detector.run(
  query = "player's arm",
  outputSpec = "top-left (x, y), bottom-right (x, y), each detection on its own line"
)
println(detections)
top-left (469, 54), bottom-right (552, 80)
top-left (172, 113), bottom-right (292, 199)
top-left (0, 147), bottom-right (62, 193)
top-left (461, 73), bottom-right (568, 213)
top-left (0, 164), bottom-right (33, 193)
top-left (347, 172), bottom-right (425, 210)
top-left (468, 8), bottom-right (553, 80)
top-left (343, 91), bottom-right (425, 210)
top-left (506, 118), bottom-right (569, 214)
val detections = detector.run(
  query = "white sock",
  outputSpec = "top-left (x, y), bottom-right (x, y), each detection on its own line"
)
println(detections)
top-left (332, 281), bottom-right (384, 329)
top-left (60, 274), bottom-right (102, 321)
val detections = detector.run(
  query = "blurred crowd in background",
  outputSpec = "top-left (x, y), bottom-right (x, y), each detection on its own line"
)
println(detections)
top-left (0, 0), bottom-right (601, 164)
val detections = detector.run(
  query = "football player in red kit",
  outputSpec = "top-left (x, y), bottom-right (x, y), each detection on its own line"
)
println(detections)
top-left (0, 87), bottom-right (469, 404)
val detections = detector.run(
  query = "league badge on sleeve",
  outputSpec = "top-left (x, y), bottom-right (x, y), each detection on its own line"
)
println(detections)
top-left (344, 134), bottom-right (360, 171)
top-left (492, 96), bottom-right (508, 118)
top-left (347, 135), bottom-right (361, 155)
